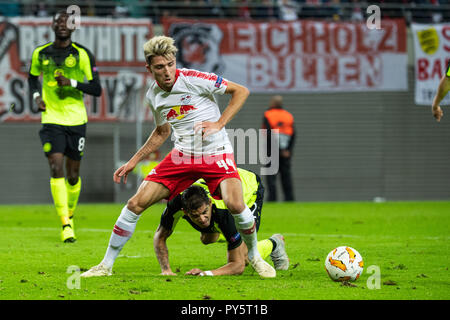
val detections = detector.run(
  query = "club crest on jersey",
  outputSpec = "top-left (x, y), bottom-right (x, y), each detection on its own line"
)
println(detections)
top-left (166, 104), bottom-right (197, 121)
top-left (65, 54), bottom-right (76, 67)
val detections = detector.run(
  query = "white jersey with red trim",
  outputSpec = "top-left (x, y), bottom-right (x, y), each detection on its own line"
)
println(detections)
top-left (146, 68), bottom-right (234, 156)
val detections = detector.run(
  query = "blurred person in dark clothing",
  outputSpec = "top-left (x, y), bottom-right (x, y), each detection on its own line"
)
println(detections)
top-left (262, 95), bottom-right (295, 202)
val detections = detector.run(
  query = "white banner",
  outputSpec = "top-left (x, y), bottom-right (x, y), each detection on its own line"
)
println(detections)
top-left (0, 17), bottom-right (154, 122)
top-left (412, 23), bottom-right (450, 106)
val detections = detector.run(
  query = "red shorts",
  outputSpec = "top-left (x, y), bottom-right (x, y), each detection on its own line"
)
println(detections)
top-left (145, 149), bottom-right (240, 200)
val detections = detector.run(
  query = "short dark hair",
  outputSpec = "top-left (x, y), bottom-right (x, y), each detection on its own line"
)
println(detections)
top-left (53, 10), bottom-right (69, 22)
top-left (181, 185), bottom-right (210, 213)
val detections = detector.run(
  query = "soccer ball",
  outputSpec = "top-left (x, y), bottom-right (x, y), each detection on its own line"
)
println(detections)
top-left (324, 246), bottom-right (364, 282)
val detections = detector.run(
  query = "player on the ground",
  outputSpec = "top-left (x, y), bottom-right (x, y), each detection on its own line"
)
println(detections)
top-left (154, 168), bottom-right (289, 276)
top-left (28, 11), bottom-right (102, 242)
top-left (431, 60), bottom-right (450, 122)
top-left (81, 36), bottom-right (275, 278)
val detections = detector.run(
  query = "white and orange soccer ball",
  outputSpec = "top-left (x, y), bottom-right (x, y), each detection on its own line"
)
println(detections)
top-left (324, 246), bottom-right (364, 282)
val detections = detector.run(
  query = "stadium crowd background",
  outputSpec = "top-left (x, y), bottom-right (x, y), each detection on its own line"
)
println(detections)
top-left (1, 1), bottom-right (450, 205)
top-left (1, 1), bottom-right (449, 24)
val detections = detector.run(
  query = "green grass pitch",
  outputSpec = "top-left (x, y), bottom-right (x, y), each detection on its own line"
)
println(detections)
top-left (0, 201), bottom-right (449, 300)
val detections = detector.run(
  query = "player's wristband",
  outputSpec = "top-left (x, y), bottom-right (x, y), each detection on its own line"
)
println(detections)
top-left (200, 270), bottom-right (213, 276)
top-left (32, 92), bottom-right (40, 100)
top-left (70, 79), bottom-right (78, 88)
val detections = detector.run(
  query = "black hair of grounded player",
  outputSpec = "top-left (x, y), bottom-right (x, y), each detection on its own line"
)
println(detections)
top-left (181, 185), bottom-right (210, 213)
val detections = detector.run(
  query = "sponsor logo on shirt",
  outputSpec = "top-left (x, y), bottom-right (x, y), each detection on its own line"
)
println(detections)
top-left (166, 105), bottom-right (197, 121)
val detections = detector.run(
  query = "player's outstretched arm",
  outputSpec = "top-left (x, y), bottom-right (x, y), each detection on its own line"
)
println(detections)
top-left (431, 75), bottom-right (450, 122)
top-left (185, 243), bottom-right (246, 276)
top-left (113, 123), bottom-right (171, 184)
top-left (154, 224), bottom-right (176, 276)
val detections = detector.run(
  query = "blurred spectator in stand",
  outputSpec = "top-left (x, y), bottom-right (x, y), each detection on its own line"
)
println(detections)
top-left (350, 0), bottom-right (364, 21)
top-left (430, 0), bottom-right (443, 23)
top-left (114, 3), bottom-right (130, 17)
top-left (327, 0), bottom-right (343, 21)
top-left (206, 0), bottom-right (225, 18)
top-left (238, 0), bottom-right (252, 20)
top-left (278, 0), bottom-right (298, 21)
top-left (36, 3), bottom-right (49, 17)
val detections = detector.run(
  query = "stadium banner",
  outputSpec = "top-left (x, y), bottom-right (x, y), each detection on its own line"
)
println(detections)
top-left (412, 23), bottom-right (450, 106)
top-left (0, 17), bottom-right (154, 123)
top-left (162, 18), bottom-right (407, 93)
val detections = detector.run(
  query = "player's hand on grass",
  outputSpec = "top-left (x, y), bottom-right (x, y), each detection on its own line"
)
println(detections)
top-left (113, 161), bottom-right (136, 184)
top-left (55, 72), bottom-right (71, 87)
top-left (432, 105), bottom-right (443, 122)
top-left (185, 268), bottom-right (203, 276)
top-left (194, 121), bottom-right (222, 140)
top-left (34, 96), bottom-right (46, 112)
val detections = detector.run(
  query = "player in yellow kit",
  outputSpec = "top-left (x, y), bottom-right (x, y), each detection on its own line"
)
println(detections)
top-left (28, 11), bottom-right (102, 242)
top-left (153, 168), bottom-right (290, 276)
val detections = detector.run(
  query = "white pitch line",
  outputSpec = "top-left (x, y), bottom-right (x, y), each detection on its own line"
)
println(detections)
top-left (0, 226), bottom-right (448, 241)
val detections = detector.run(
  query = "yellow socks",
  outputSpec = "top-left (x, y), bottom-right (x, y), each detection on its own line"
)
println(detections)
top-left (50, 177), bottom-right (70, 225)
top-left (257, 239), bottom-right (274, 260)
top-left (66, 177), bottom-right (81, 218)
top-left (50, 177), bottom-right (82, 227)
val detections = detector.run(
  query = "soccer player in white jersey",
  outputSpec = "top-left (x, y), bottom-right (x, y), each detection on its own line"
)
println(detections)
top-left (81, 36), bottom-right (276, 278)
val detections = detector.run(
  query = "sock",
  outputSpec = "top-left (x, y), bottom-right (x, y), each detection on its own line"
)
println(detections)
top-left (257, 239), bottom-right (274, 260)
top-left (101, 206), bottom-right (140, 269)
top-left (66, 177), bottom-right (81, 217)
top-left (269, 238), bottom-right (277, 252)
top-left (50, 177), bottom-right (69, 224)
top-left (231, 205), bottom-right (261, 261)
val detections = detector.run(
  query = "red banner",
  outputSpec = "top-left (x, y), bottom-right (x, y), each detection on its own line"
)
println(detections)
top-left (163, 18), bottom-right (408, 92)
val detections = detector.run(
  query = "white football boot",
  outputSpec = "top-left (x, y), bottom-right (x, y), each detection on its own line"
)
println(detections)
top-left (80, 263), bottom-right (112, 278)
top-left (250, 256), bottom-right (276, 278)
top-left (269, 234), bottom-right (290, 270)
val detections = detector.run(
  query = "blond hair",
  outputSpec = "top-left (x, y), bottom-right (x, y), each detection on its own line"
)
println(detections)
top-left (143, 36), bottom-right (178, 65)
